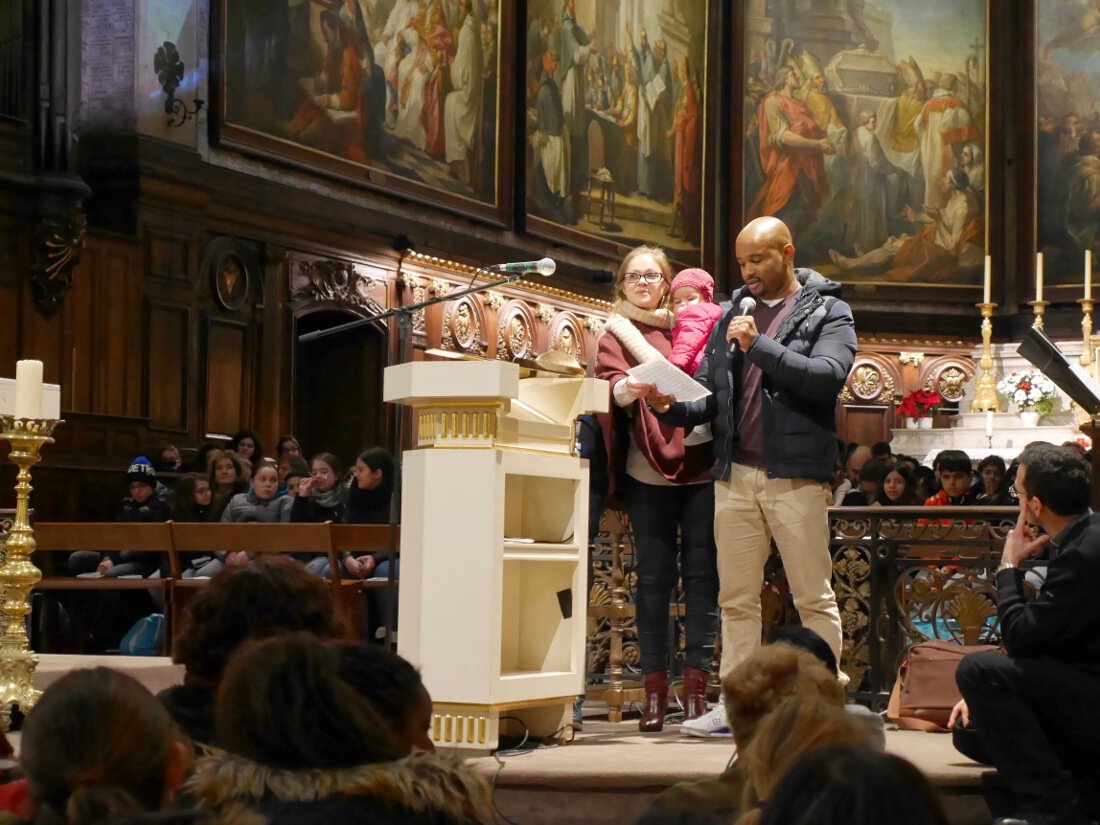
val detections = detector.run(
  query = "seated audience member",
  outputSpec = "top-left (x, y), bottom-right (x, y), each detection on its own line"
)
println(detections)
top-left (190, 442), bottom-right (221, 474)
top-left (158, 556), bottom-right (344, 747)
top-left (292, 453), bottom-right (347, 573)
top-left (836, 445), bottom-right (872, 505)
top-left (752, 743), bottom-right (949, 825)
top-left (229, 429), bottom-right (264, 467)
top-left (153, 444), bottom-right (182, 473)
top-left (649, 644), bottom-right (845, 819)
top-left (276, 434), bottom-right (301, 459)
top-left (205, 449), bottom-right (249, 522)
top-left (170, 473), bottom-right (220, 579)
top-left (913, 464), bottom-right (936, 501)
top-left (171, 473), bottom-right (213, 522)
top-left (186, 634), bottom-right (494, 825)
top-left (975, 454), bottom-right (1013, 505)
top-left (221, 461), bottom-right (293, 526)
top-left (924, 450), bottom-right (977, 506)
top-left (768, 626), bottom-right (885, 749)
top-left (871, 441), bottom-right (893, 464)
top-left (331, 447), bottom-right (397, 580)
top-left (951, 444), bottom-right (1100, 824)
top-left (734, 697), bottom-right (875, 823)
top-left (68, 458), bottom-right (169, 579)
top-left (291, 453), bottom-right (347, 523)
top-left (877, 461), bottom-right (921, 506)
top-left (19, 668), bottom-right (192, 825)
top-left (841, 459), bottom-right (886, 506)
top-left (282, 456), bottom-right (310, 497)
top-left (276, 453), bottom-right (309, 494)
top-left (335, 643), bottom-right (434, 754)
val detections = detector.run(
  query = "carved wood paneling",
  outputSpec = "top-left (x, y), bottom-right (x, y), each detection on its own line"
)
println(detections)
top-left (204, 318), bottom-right (248, 436)
top-left (147, 301), bottom-right (190, 432)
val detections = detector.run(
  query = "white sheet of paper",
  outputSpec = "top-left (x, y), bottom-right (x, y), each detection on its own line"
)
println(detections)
top-left (627, 360), bottom-right (712, 403)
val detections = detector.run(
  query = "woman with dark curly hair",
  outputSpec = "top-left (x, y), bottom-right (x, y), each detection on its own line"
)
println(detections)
top-left (229, 429), bottom-right (264, 467)
top-left (158, 556), bottom-right (345, 747)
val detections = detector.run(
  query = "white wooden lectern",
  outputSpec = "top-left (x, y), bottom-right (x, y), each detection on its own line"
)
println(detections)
top-left (383, 360), bottom-right (608, 753)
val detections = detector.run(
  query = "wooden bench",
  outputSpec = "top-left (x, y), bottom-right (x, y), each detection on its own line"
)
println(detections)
top-left (330, 523), bottom-right (401, 644)
top-left (31, 522), bottom-right (175, 652)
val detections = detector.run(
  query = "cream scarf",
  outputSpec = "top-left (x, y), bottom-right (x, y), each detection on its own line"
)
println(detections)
top-left (601, 300), bottom-right (674, 365)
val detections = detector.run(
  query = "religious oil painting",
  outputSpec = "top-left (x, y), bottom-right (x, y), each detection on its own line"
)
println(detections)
top-left (742, 0), bottom-right (988, 290)
top-left (216, 0), bottom-right (509, 223)
top-left (1035, 0), bottom-right (1100, 287)
top-left (524, 0), bottom-right (715, 266)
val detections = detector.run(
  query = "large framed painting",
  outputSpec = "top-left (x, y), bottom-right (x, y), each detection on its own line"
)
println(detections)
top-left (740, 1), bottom-right (989, 298)
top-left (524, 0), bottom-right (718, 268)
top-left (213, 0), bottom-right (513, 225)
top-left (1034, 0), bottom-right (1100, 289)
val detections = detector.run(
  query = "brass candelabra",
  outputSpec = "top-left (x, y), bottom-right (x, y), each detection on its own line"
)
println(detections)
top-left (0, 415), bottom-right (60, 722)
top-left (970, 302), bottom-right (999, 412)
top-left (1029, 299), bottom-right (1049, 331)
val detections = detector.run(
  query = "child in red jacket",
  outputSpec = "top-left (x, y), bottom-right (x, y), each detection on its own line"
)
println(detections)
top-left (668, 268), bottom-right (724, 375)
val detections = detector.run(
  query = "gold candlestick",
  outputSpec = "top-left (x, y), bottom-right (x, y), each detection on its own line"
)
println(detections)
top-left (0, 415), bottom-right (61, 723)
top-left (1080, 298), bottom-right (1094, 367)
top-left (970, 302), bottom-right (999, 412)
top-left (1029, 299), bottom-right (1049, 331)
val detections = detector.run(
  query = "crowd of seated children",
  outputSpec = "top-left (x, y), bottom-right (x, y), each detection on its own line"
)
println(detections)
top-left (840, 459), bottom-right (886, 506)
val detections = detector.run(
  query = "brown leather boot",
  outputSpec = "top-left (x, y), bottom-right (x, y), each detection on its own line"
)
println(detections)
top-left (639, 671), bottom-right (669, 732)
top-left (682, 666), bottom-right (709, 721)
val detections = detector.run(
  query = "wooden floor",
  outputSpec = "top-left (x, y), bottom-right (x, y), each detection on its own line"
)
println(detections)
top-left (466, 710), bottom-right (992, 825)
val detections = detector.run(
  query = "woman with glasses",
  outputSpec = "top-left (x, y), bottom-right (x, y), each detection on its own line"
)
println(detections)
top-left (291, 452), bottom-right (349, 575)
top-left (595, 244), bottom-right (718, 732)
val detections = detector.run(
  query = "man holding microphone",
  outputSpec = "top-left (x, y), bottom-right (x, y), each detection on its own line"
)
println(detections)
top-left (652, 216), bottom-right (857, 736)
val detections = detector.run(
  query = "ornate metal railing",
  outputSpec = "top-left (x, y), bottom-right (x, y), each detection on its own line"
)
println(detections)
top-left (585, 504), bottom-right (1025, 718)
top-left (832, 506), bottom-right (1022, 708)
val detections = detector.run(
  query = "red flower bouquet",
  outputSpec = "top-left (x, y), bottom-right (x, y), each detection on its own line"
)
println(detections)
top-left (897, 389), bottom-right (942, 419)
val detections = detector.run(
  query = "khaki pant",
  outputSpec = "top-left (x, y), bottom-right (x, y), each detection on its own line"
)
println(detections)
top-left (714, 463), bottom-right (844, 681)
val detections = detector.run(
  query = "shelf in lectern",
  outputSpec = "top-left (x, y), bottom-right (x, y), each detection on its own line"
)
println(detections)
top-left (499, 669), bottom-right (577, 682)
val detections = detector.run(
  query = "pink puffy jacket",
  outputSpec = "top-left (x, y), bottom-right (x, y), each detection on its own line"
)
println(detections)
top-left (668, 302), bottom-right (725, 375)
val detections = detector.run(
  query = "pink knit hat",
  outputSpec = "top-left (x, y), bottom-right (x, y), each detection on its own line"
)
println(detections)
top-left (670, 268), bottom-right (714, 302)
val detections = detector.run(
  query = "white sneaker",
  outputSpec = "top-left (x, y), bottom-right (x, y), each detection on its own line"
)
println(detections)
top-left (680, 698), bottom-right (731, 737)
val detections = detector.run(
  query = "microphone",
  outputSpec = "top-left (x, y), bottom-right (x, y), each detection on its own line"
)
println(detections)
top-left (729, 295), bottom-right (757, 355)
top-left (488, 258), bottom-right (556, 277)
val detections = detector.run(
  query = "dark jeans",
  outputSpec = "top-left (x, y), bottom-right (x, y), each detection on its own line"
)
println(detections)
top-left (956, 651), bottom-right (1100, 822)
top-left (624, 478), bottom-right (718, 674)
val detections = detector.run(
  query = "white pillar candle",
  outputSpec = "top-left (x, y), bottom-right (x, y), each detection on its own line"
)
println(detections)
top-left (985, 410), bottom-right (994, 438)
top-left (1087, 250), bottom-right (1093, 301)
top-left (983, 256), bottom-right (991, 304)
top-left (1036, 252), bottom-right (1044, 303)
top-left (14, 359), bottom-right (43, 419)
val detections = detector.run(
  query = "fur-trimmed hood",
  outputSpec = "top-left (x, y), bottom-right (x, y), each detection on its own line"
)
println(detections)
top-left (185, 749), bottom-right (495, 825)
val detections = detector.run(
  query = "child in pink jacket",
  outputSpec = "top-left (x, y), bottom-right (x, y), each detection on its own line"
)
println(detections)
top-left (668, 268), bottom-right (724, 375)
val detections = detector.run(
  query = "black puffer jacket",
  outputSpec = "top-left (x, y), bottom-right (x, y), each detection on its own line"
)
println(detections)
top-left (660, 269), bottom-right (856, 483)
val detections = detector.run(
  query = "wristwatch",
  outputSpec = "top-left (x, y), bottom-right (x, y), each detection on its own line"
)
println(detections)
top-left (994, 561), bottom-right (1017, 575)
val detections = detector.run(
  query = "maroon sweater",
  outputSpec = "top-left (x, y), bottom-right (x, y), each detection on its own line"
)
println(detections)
top-left (596, 322), bottom-right (712, 506)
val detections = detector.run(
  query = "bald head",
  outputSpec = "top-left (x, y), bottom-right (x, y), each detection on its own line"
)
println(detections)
top-left (847, 446), bottom-right (872, 484)
top-left (735, 217), bottom-right (798, 301)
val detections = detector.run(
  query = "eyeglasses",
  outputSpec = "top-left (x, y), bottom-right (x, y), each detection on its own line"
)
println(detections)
top-left (312, 470), bottom-right (332, 479)
top-left (623, 270), bottom-right (664, 284)
top-left (1009, 483), bottom-right (1021, 498)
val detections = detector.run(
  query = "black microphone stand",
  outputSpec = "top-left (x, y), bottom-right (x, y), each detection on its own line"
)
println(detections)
top-left (297, 266), bottom-right (530, 646)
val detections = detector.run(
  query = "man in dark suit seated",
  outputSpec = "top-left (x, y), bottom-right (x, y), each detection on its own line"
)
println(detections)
top-left (950, 443), bottom-right (1100, 825)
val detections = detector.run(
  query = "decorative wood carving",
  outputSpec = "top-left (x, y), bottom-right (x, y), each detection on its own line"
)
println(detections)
top-left (290, 258), bottom-right (383, 314)
top-left (441, 295), bottom-right (485, 355)
top-left (547, 311), bottom-right (586, 365)
top-left (920, 356), bottom-right (975, 403)
top-left (32, 210), bottom-right (87, 315)
top-left (843, 355), bottom-right (899, 404)
top-left (496, 300), bottom-right (535, 362)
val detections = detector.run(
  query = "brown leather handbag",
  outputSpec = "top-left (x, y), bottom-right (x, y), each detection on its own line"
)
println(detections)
top-left (886, 640), bottom-right (1002, 732)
